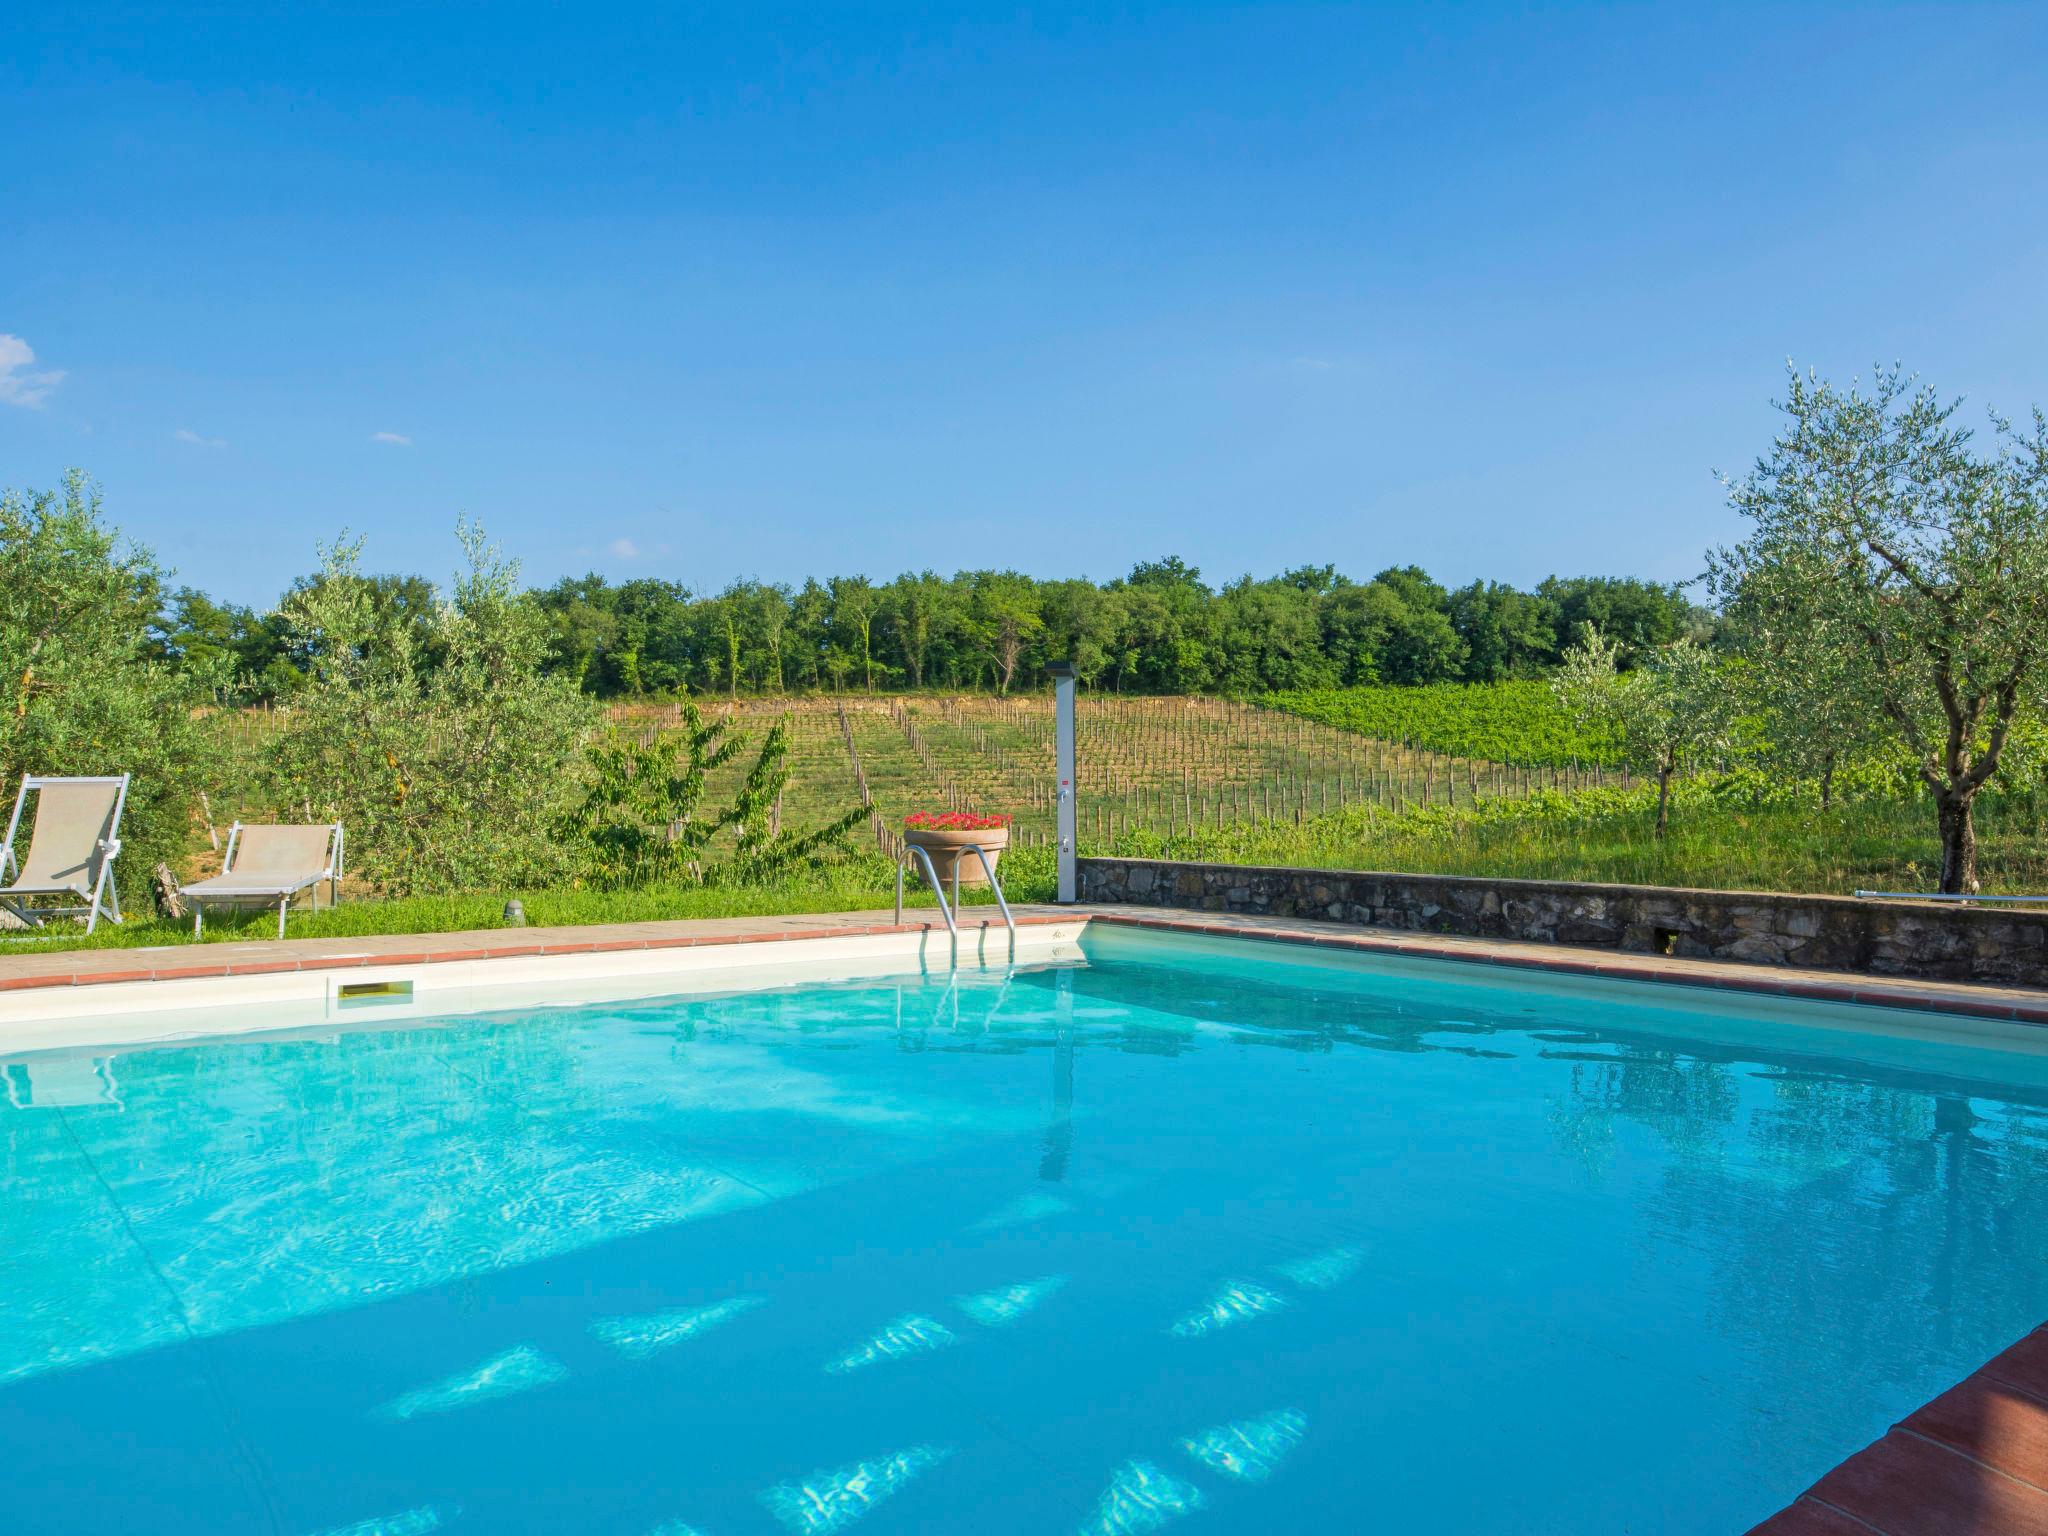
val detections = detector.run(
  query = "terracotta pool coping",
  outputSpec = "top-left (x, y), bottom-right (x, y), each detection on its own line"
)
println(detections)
top-left (1744, 1323), bottom-right (2048, 1535)
top-left (2, 903), bottom-right (2045, 1026)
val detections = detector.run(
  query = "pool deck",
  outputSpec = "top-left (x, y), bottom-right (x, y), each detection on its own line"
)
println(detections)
top-left (1744, 1323), bottom-right (2048, 1535)
top-left (5, 900), bottom-right (2048, 1530)
top-left (0, 906), bottom-right (1077, 991)
top-left (3, 902), bottom-right (2047, 1026)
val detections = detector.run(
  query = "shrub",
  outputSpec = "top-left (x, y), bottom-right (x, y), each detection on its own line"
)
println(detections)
top-left (267, 524), bottom-right (597, 895)
top-left (561, 703), bottom-right (866, 889)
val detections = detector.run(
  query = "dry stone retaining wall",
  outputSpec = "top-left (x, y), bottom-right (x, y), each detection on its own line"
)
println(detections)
top-left (1078, 857), bottom-right (2048, 989)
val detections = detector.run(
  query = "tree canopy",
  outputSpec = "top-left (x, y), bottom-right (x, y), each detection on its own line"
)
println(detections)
top-left (0, 472), bottom-right (210, 892)
top-left (1711, 366), bottom-right (2048, 892)
top-left (160, 558), bottom-right (1704, 704)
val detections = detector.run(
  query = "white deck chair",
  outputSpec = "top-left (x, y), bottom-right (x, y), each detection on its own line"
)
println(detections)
top-left (0, 775), bottom-right (129, 935)
top-left (181, 822), bottom-right (344, 939)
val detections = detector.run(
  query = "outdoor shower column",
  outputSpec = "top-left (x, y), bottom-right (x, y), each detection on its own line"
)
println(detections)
top-left (1050, 661), bottom-right (1077, 903)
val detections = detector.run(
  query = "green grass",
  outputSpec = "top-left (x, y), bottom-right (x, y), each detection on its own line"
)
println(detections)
top-left (1105, 785), bottom-right (2048, 896)
top-left (2, 847), bottom-right (1059, 956)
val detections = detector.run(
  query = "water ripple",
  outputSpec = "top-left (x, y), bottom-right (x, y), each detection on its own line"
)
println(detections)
top-left (376, 1344), bottom-right (567, 1420)
top-left (955, 1275), bottom-right (1068, 1328)
top-left (1079, 1460), bottom-right (1207, 1535)
top-left (761, 1443), bottom-right (952, 1534)
top-left (1168, 1280), bottom-right (1288, 1338)
top-left (825, 1314), bottom-right (956, 1373)
top-left (1181, 1407), bottom-right (1308, 1482)
top-left (1274, 1245), bottom-right (1363, 1290)
top-left (969, 1191), bottom-right (1074, 1231)
top-left (590, 1296), bottom-right (765, 1358)
top-left (305, 1507), bottom-right (448, 1536)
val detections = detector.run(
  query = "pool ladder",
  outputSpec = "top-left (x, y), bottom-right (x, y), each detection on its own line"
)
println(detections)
top-left (895, 843), bottom-right (1015, 967)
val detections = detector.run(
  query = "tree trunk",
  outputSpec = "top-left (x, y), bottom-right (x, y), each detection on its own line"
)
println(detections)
top-left (1653, 764), bottom-right (1673, 839)
top-left (1936, 789), bottom-right (1980, 895)
top-left (151, 863), bottom-right (185, 921)
top-left (1819, 757), bottom-right (1835, 812)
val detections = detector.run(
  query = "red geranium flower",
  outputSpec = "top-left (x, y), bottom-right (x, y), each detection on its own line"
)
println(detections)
top-left (904, 810), bottom-right (1011, 831)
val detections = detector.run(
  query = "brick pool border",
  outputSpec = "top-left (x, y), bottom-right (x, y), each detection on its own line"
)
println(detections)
top-left (1743, 1322), bottom-right (2048, 1534)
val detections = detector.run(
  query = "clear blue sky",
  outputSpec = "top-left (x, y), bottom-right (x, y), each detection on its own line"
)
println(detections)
top-left (3, 2), bottom-right (2044, 606)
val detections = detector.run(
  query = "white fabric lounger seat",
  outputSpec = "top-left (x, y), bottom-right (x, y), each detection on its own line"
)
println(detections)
top-left (181, 822), bottom-right (344, 938)
top-left (0, 775), bottom-right (129, 935)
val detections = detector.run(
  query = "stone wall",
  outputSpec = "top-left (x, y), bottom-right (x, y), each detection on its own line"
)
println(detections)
top-left (1077, 857), bottom-right (2048, 989)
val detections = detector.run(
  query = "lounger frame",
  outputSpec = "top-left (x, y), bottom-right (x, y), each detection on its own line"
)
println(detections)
top-left (188, 822), bottom-right (345, 939)
top-left (0, 774), bottom-right (130, 936)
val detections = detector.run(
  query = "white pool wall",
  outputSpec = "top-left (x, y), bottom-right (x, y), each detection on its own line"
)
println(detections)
top-left (0, 920), bottom-right (1091, 1056)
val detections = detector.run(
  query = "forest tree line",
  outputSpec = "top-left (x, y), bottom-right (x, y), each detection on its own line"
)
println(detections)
top-left (157, 558), bottom-right (1707, 702)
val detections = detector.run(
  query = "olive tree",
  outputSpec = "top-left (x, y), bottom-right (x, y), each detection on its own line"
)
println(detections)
top-left (0, 471), bottom-right (213, 895)
top-left (1554, 627), bottom-right (1733, 838)
top-left (1723, 607), bottom-right (1889, 811)
top-left (1711, 367), bottom-right (2048, 892)
top-left (269, 523), bottom-right (597, 894)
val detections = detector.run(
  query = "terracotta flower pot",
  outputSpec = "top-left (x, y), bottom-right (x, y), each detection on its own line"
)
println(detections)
top-left (903, 824), bottom-right (1009, 888)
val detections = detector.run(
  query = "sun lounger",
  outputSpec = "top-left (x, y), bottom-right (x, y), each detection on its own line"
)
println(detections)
top-left (0, 775), bottom-right (129, 935)
top-left (180, 822), bottom-right (344, 938)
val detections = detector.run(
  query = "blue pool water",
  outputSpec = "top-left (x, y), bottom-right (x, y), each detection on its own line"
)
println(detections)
top-left (6, 927), bottom-right (2048, 1535)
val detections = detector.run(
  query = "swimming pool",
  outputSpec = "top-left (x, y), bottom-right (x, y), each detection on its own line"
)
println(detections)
top-left (5, 924), bottom-right (2047, 1535)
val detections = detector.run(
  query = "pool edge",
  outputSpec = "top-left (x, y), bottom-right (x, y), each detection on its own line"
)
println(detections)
top-left (4, 903), bottom-right (2044, 1033)
top-left (1088, 909), bottom-right (2048, 1028)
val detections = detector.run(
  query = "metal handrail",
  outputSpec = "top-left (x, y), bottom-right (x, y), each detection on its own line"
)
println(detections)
top-left (893, 841), bottom-right (1016, 967)
top-left (1854, 890), bottom-right (2048, 904)
top-left (897, 843), bottom-right (957, 968)
top-left (965, 843), bottom-right (1017, 963)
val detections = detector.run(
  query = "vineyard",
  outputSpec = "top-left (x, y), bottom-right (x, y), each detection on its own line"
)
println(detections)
top-left (210, 693), bottom-right (1630, 862)
top-left (1265, 681), bottom-right (1623, 768)
top-left (597, 695), bottom-right (1630, 858)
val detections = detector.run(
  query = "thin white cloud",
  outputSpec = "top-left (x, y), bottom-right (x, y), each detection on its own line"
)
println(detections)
top-left (0, 334), bottom-right (64, 408)
top-left (370, 431), bottom-right (413, 446)
top-left (175, 427), bottom-right (227, 448)
top-left (607, 537), bottom-right (640, 560)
